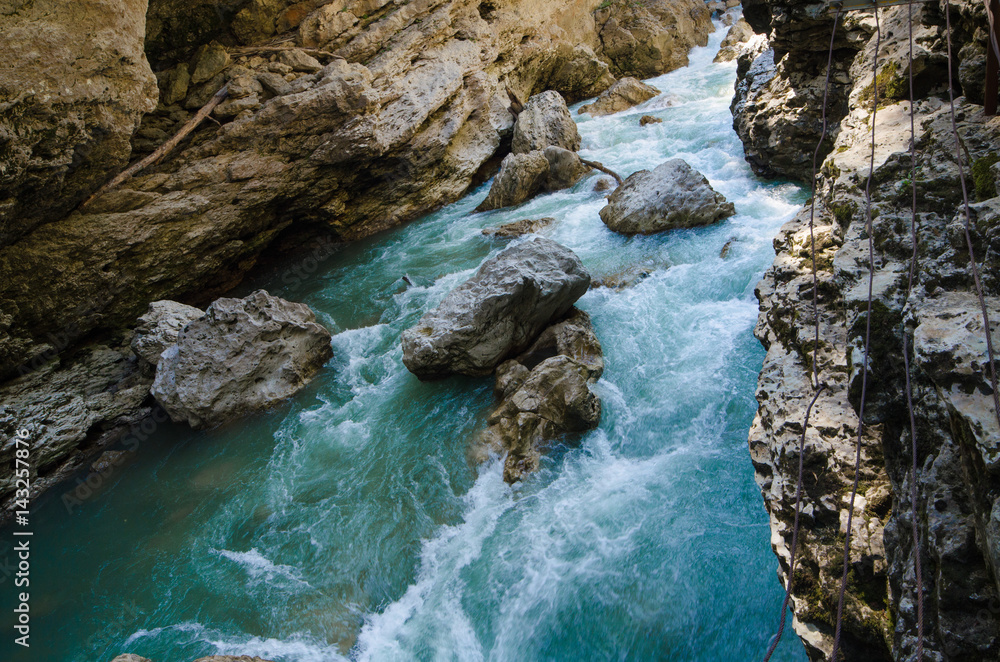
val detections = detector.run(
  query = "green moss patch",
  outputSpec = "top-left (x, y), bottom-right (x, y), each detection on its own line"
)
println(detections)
top-left (972, 153), bottom-right (1000, 201)
top-left (859, 60), bottom-right (907, 111)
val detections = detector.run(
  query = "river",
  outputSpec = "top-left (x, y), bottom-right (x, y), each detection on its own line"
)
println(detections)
top-left (1, 19), bottom-right (809, 662)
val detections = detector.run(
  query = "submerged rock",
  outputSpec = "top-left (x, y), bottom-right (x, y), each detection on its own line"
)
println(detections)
top-left (401, 238), bottom-right (590, 379)
top-left (599, 159), bottom-right (735, 235)
top-left (512, 91), bottom-right (581, 154)
top-left (594, 177), bottom-right (616, 192)
top-left (151, 290), bottom-right (333, 429)
top-left (475, 308), bottom-right (603, 483)
top-left (639, 115), bottom-right (663, 126)
top-left (578, 77), bottom-right (660, 117)
top-left (482, 218), bottom-right (555, 238)
top-left (591, 262), bottom-right (663, 290)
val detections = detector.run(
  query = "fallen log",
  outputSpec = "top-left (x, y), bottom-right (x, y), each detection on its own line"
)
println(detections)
top-left (80, 84), bottom-right (230, 210)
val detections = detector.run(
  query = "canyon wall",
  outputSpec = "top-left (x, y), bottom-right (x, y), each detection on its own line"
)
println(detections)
top-left (735, 0), bottom-right (1000, 658)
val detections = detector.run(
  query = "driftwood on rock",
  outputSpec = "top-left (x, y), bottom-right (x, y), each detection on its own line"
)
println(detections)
top-left (580, 158), bottom-right (623, 186)
top-left (80, 85), bottom-right (230, 209)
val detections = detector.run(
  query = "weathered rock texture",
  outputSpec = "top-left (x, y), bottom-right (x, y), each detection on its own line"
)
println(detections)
top-left (0, 334), bottom-right (156, 520)
top-left (599, 159), bottom-right (735, 235)
top-left (0, 0), bottom-right (158, 246)
top-left (593, 0), bottom-right (713, 78)
top-left (401, 237), bottom-right (590, 379)
top-left (110, 655), bottom-right (275, 662)
top-left (736, 0), bottom-right (1000, 658)
top-left (150, 290), bottom-right (332, 428)
top-left (477, 145), bottom-right (590, 211)
top-left (0, 0), bottom-right (713, 386)
top-left (131, 300), bottom-right (206, 369)
top-left (477, 151), bottom-right (552, 211)
top-left (511, 90), bottom-right (581, 154)
top-left (713, 17), bottom-right (766, 64)
top-left (475, 307), bottom-right (603, 483)
top-left (482, 217), bottom-right (555, 238)
top-left (578, 77), bottom-right (660, 117)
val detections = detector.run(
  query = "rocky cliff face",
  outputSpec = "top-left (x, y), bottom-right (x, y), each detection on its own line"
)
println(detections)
top-left (0, 0), bottom-right (711, 513)
top-left (736, 0), bottom-right (1000, 659)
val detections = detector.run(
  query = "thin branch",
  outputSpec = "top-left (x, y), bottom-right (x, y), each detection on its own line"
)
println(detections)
top-left (80, 84), bottom-right (230, 210)
top-left (580, 158), bottom-right (624, 186)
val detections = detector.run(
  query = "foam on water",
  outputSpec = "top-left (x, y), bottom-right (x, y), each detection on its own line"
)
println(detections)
top-left (1, 16), bottom-right (809, 662)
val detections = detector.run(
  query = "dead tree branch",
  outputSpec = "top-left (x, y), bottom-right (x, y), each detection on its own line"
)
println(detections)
top-left (80, 84), bottom-right (230, 210)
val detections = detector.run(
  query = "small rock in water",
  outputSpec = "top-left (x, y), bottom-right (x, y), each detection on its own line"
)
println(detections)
top-left (578, 77), bottom-right (660, 117)
top-left (720, 238), bottom-right (736, 258)
top-left (151, 290), bottom-right (333, 429)
top-left (401, 237), bottom-right (590, 379)
top-left (543, 145), bottom-right (591, 191)
top-left (90, 450), bottom-right (128, 475)
top-left (599, 158), bottom-right (735, 235)
top-left (639, 115), bottom-right (662, 126)
top-left (591, 262), bottom-right (662, 291)
top-left (482, 218), bottom-right (555, 238)
top-left (593, 177), bottom-right (615, 192)
top-left (474, 308), bottom-right (603, 483)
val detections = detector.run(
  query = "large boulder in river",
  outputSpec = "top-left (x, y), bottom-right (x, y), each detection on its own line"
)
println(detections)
top-left (476, 152), bottom-right (551, 211)
top-left (401, 238), bottom-right (590, 380)
top-left (151, 290), bottom-right (333, 428)
top-left (477, 147), bottom-right (591, 211)
top-left (578, 78), bottom-right (661, 117)
top-left (512, 91), bottom-right (581, 154)
top-left (475, 308), bottom-right (603, 483)
top-left (599, 159), bottom-right (735, 235)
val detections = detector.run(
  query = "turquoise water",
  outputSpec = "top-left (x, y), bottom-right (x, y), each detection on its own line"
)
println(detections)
top-left (1, 22), bottom-right (809, 662)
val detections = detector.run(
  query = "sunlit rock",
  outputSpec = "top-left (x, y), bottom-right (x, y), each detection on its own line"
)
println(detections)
top-left (401, 238), bottom-right (590, 379)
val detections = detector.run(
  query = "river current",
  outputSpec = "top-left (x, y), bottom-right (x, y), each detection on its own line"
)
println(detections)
top-left (2, 21), bottom-right (809, 662)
